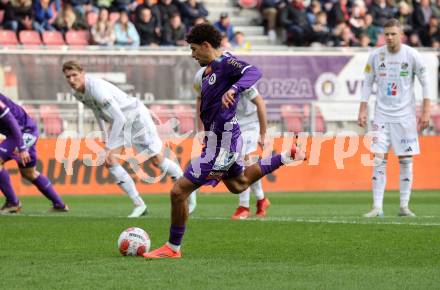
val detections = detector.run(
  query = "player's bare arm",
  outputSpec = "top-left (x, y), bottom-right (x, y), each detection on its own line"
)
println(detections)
top-left (358, 102), bottom-right (368, 128)
top-left (252, 95), bottom-right (268, 148)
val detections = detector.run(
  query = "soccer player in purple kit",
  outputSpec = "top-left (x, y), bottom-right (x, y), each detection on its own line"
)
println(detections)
top-left (0, 94), bottom-right (68, 214)
top-left (144, 23), bottom-right (305, 259)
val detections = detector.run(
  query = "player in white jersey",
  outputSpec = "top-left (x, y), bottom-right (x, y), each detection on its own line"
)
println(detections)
top-left (194, 66), bottom-right (269, 219)
top-left (62, 60), bottom-right (197, 217)
top-left (357, 19), bottom-right (430, 217)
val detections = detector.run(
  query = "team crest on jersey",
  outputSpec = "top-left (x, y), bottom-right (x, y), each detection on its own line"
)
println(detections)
top-left (208, 73), bottom-right (216, 85)
top-left (401, 62), bottom-right (408, 70)
top-left (379, 53), bottom-right (385, 61)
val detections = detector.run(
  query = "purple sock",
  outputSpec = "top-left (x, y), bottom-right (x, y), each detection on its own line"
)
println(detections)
top-left (169, 224), bottom-right (186, 246)
top-left (32, 175), bottom-right (64, 208)
top-left (258, 154), bottom-right (283, 175)
top-left (0, 169), bottom-right (19, 205)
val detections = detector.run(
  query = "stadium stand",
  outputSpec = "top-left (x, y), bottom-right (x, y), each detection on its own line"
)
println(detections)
top-left (42, 31), bottom-right (65, 46)
top-left (39, 105), bottom-right (64, 136)
top-left (281, 104), bottom-right (303, 133)
top-left (0, 30), bottom-right (19, 46)
top-left (19, 30), bottom-right (43, 46)
top-left (65, 30), bottom-right (90, 46)
top-left (173, 104), bottom-right (195, 134)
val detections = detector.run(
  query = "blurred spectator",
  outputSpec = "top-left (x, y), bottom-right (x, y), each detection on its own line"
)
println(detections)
top-left (54, 3), bottom-right (88, 34)
top-left (135, 0), bottom-right (161, 28)
top-left (220, 34), bottom-right (231, 49)
top-left (328, 0), bottom-right (350, 28)
top-left (33, 0), bottom-right (56, 33)
top-left (70, 0), bottom-right (97, 16)
top-left (307, 0), bottom-right (322, 24)
top-left (358, 32), bottom-right (371, 47)
top-left (280, 0), bottom-right (312, 46)
top-left (412, 0), bottom-right (434, 31)
top-left (419, 15), bottom-right (440, 47)
top-left (335, 25), bottom-right (357, 46)
top-left (158, 0), bottom-right (179, 25)
top-left (134, 7), bottom-right (160, 46)
top-left (91, 8), bottom-right (115, 45)
top-left (310, 11), bottom-right (330, 44)
top-left (109, 0), bottom-right (137, 12)
top-left (407, 31), bottom-right (421, 47)
top-left (114, 10), bottom-right (140, 46)
top-left (359, 13), bottom-right (378, 46)
top-left (3, 0), bottom-right (34, 32)
top-left (213, 12), bottom-right (234, 41)
top-left (162, 12), bottom-right (186, 45)
top-left (180, 0), bottom-right (208, 27)
top-left (368, 0), bottom-right (395, 29)
top-left (192, 16), bottom-right (207, 26)
top-left (260, 0), bottom-right (283, 42)
top-left (231, 31), bottom-right (251, 50)
top-left (433, 0), bottom-right (440, 19)
top-left (349, 0), bottom-right (367, 35)
top-left (396, 1), bottom-right (414, 35)
top-left (95, 0), bottom-right (113, 9)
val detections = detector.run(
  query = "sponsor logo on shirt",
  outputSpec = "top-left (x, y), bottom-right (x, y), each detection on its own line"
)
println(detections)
top-left (387, 82), bottom-right (397, 96)
top-left (400, 71), bottom-right (409, 76)
top-left (208, 73), bottom-right (216, 85)
top-left (379, 73), bottom-right (386, 77)
top-left (227, 58), bottom-right (244, 69)
top-left (379, 63), bottom-right (386, 70)
top-left (405, 146), bottom-right (413, 153)
top-left (206, 171), bottom-right (224, 181)
top-left (400, 138), bottom-right (417, 144)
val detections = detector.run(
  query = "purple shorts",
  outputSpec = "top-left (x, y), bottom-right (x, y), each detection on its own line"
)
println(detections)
top-left (0, 131), bottom-right (38, 168)
top-left (184, 134), bottom-right (244, 187)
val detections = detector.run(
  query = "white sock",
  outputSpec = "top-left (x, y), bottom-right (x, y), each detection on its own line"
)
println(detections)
top-left (166, 241), bottom-right (181, 252)
top-left (109, 165), bottom-right (144, 206)
top-left (158, 158), bottom-right (183, 181)
top-left (372, 158), bottom-right (387, 209)
top-left (238, 187), bottom-right (250, 208)
top-left (399, 157), bottom-right (413, 208)
top-left (251, 179), bottom-right (264, 201)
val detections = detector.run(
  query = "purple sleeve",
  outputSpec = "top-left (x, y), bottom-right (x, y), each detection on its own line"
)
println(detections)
top-left (225, 58), bottom-right (262, 94)
top-left (0, 110), bottom-right (25, 152)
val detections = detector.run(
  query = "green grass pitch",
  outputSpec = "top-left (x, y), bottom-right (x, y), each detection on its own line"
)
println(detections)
top-left (1, 191), bottom-right (440, 290)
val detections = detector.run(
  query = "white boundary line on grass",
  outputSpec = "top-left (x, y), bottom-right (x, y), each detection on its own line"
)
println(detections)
top-left (4, 213), bottom-right (440, 227)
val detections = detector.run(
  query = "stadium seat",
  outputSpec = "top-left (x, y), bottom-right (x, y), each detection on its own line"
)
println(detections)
top-left (109, 12), bottom-right (120, 24)
top-left (149, 104), bottom-right (175, 136)
top-left (22, 104), bottom-right (39, 123)
top-left (87, 11), bottom-right (99, 27)
top-left (0, 30), bottom-right (19, 46)
top-left (238, 0), bottom-right (258, 8)
top-left (173, 104), bottom-right (195, 134)
top-left (42, 31), bottom-right (65, 46)
top-left (280, 104), bottom-right (303, 133)
top-left (65, 30), bottom-right (90, 46)
top-left (39, 105), bottom-right (63, 136)
top-left (19, 30), bottom-right (43, 46)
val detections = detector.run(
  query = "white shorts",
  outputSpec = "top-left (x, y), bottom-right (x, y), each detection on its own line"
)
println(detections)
top-left (110, 106), bottom-right (162, 156)
top-left (240, 126), bottom-right (259, 155)
top-left (370, 119), bottom-right (419, 156)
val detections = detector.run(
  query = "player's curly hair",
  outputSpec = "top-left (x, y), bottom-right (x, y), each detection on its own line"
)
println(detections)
top-left (186, 23), bottom-right (222, 49)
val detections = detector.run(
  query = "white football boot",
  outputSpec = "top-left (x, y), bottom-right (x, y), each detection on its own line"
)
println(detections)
top-left (128, 204), bottom-right (147, 218)
top-left (188, 191), bottom-right (197, 214)
top-left (363, 207), bottom-right (384, 218)
top-left (399, 207), bottom-right (416, 217)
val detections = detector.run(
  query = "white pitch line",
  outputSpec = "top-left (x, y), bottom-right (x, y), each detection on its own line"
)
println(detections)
top-left (2, 213), bottom-right (440, 227)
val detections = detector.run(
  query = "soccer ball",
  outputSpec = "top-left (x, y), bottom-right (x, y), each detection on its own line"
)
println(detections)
top-left (118, 227), bottom-right (151, 256)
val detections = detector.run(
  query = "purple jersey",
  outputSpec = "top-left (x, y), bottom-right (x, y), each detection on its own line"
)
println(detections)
top-left (184, 53), bottom-right (261, 187)
top-left (199, 53), bottom-right (262, 139)
top-left (0, 94), bottom-right (38, 153)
